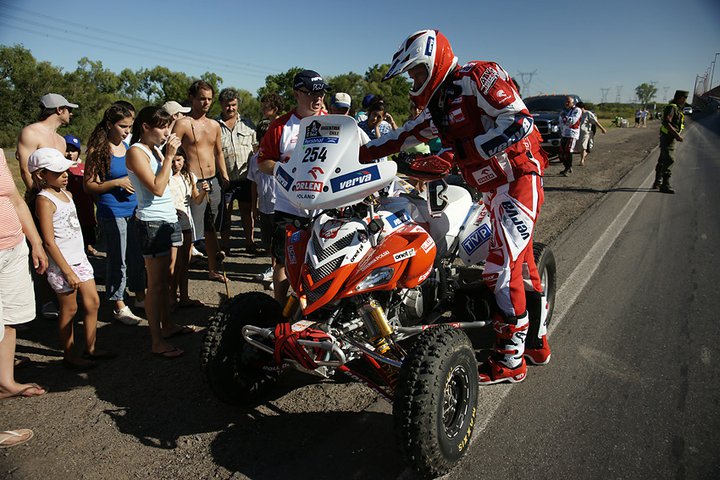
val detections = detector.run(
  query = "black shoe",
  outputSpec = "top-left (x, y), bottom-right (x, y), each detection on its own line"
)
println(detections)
top-left (560, 169), bottom-right (568, 176)
top-left (659, 185), bottom-right (675, 194)
top-left (651, 181), bottom-right (660, 189)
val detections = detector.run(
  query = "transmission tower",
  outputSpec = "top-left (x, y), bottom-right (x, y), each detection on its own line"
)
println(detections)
top-left (517, 70), bottom-right (537, 97)
top-left (600, 88), bottom-right (610, 103)
top-left (615, 85), bottom-right (623, 103)
top-left (663, 87), bottom-right (669, 102)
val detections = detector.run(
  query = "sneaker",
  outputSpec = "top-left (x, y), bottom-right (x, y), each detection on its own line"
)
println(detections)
top-left (113, 306), bottom-right (143, 326)
top-left (256, 266), bottom-right (273, 283)
top-left (524, 336), bottom-right (552, 365)
top-left (41, 302), bottom-right (59, 320)
top-left (478, 357), bottom-right (527, 385)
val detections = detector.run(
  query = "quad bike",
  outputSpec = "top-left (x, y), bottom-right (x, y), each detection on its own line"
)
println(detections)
top-left (201, 115), bottom-right (556, 478)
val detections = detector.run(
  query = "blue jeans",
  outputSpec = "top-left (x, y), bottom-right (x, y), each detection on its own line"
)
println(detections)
top-left (99, 216), bottom-right (145, 301)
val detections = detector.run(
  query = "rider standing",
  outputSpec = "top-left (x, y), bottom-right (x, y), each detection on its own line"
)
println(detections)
top-left (360, 29), bottom-right (550, 384)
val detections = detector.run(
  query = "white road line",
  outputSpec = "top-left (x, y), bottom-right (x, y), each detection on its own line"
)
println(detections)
top-left (472, 167), bottom-right (656, 439)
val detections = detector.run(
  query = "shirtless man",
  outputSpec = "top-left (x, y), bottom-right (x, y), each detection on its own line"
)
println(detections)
top-left (172, 80), bottom-right (230, 283)
top-left (16, 93), bottom-right (78, 191)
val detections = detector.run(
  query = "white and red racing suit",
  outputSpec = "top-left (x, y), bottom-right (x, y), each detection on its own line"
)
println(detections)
top-left (360, 61), bottom-right (548, 367)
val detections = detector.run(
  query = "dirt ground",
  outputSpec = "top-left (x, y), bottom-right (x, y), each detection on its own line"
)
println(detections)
top-left (1, 122), bottom-right (663, 479)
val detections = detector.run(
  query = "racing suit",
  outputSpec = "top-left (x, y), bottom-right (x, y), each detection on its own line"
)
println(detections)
top-left (360, 61), bottom-right (548, 369)
top-left (559, 105), bottom-right (582, 172)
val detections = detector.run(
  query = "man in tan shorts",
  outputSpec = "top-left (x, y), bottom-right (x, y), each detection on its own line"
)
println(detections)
top-left (173, 80), bottom-right (230, 283)
top-left (16, 93), bottom-right (77, 192)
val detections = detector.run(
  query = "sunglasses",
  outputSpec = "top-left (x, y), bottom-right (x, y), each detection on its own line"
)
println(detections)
top-left (298, 89), bottom-right (325, 99)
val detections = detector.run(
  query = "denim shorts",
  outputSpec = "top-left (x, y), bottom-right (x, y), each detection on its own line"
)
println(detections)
top-left (136, 220), bottom-right (182, 258)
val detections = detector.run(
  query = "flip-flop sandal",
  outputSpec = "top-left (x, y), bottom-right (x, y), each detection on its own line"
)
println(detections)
top-left (0, 429), bottom-right (34, 448)
top-left (152, 347), bottom-right (184, 359)
top-left (208, 271), bottom-right (228, 283)
top-left (177, 299), bottom-right (205, 308)
top-left (162, 325), bottom-right (198, 339)
top-left (0, 383), bottom-right (47, 400)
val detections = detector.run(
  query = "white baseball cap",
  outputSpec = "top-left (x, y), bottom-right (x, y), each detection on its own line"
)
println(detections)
top-left (39, 93), bottom-right (78, 109)
top-left (28, 148), bottom-right (76, 173)
top-left (162, 101), bottom-right (191, 116)
top-left (331, 93), bottom-right (352, 109)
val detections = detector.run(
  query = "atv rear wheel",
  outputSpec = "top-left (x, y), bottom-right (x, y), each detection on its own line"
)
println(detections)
top-left (201, 292), bottom-right (283, 405)
top-left (394, 325), bottom-right (478, 478)
top-left (528, 242), bottom-right (556, 327)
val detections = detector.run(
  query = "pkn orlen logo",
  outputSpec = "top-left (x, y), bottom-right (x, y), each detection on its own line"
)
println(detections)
top-left (331, 165), bottom-right (380, 192)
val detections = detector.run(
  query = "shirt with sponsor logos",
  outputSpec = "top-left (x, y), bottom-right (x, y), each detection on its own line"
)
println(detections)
top-left (559, 106), bottom-right (582, 139)
top-left (360, 61), bottom-right (546, 193)
top-left (257, 109), bottom-right (324, 217)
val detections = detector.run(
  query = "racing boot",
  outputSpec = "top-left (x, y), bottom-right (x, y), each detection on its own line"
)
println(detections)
top-left (659, 174), bottom-right (675, 194)
top-left (478, 312), bottom-right (528, 385)
top-left (524, 290), bottom-right (552, 365)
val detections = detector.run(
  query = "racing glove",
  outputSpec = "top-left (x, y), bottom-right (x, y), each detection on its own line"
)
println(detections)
top-left (394, 151), bottom-right (452, 181)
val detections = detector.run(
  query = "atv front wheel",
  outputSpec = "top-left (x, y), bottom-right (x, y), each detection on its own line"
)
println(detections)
top-left (201, 292), bottom-right (283, 405)
top-left (394, 325), bottom-right (478, 478)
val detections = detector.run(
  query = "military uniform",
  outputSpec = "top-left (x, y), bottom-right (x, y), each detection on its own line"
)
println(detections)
top-left (654, 91), bottom-right (687, 193)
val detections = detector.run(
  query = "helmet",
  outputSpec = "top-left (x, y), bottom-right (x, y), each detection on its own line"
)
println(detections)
top-left (383, 29), bottom-right (458, 110)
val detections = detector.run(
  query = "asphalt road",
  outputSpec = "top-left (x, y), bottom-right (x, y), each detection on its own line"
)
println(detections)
top-left (456, 113), bottom-right (720, 479)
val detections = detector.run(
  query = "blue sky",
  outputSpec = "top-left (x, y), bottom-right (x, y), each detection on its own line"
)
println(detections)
top-left (1, 0), bottom-right (719, 104)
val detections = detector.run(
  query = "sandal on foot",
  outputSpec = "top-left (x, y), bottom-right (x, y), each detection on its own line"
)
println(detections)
top-left (208, 271), bottom-right (228, 283)
top-left (152, 347), bottom-right (184, 359)
top-left (0, 383), bottom-right (47, 400)
top-left (0, 429), bottom-right (34, 448)
top-left (162, 325), bottom-right (198, 339)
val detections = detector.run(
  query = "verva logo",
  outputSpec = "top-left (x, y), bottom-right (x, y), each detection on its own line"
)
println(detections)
top-left (330, 165), bottom-right (380, 192)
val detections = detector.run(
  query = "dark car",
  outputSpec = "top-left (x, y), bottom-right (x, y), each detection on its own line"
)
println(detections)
top-left (523, 94), bottom-right (582, 156)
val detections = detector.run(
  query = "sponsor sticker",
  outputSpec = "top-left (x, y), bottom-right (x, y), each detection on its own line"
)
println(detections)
top-left (276, 165), bottom-right (293, 191)
top-left (287, 244), bottom-right (297, 264)
top-left (330, 165), bottom-right (380, 192)
top-left (291, 320), bottom-right (314, 332)
top-left (471, 166), bottom-right (498, 186)
top-left (461, 224), bottom-right (492, 255)
top-left (421, 236), bottom-right (435, 253)
top-left (290, 230), bottom-right (302, 244)
top-left (479, 67), bottom-right (499, 95)
top-left (293, 180), bottom-right (323, 192)
top-left (393, 248), bottom-right (416, 262)
top-left (304, 121), bottom-right (341, 145)
top-left (385, 210), bottom-right (409, 229)
top-left (320, 221), bottom-right (343, 239)
top-left (425, 36), bottom-right (435, 56)
top-left (501, 201), bottom-right (530, 240)
top-left (449, 108), bottom-right (466, 125)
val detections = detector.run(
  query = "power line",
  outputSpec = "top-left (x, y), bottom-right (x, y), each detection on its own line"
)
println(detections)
top-left (516, 70), bottom-right (537, 97)
top-left (0, 0), bottom-right (281, 75)
top-left (600, 88), bottom-right (610, 103)
top-left (615, 85), bottom-right (623, 103)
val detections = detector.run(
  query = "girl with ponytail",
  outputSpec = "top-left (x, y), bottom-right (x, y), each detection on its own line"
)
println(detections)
top-left (83, 103), bottom-right (146, 326)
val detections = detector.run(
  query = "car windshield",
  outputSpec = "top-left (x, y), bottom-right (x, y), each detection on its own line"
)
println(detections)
top-left (524, 96), bottom-right (578, 112)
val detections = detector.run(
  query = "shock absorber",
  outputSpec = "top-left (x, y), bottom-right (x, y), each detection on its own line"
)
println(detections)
top-left (360, 299), bottom-right (399, 387)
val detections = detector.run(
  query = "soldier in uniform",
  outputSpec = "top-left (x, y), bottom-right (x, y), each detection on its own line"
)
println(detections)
top-left (653, 90), bottom-right (687, 194)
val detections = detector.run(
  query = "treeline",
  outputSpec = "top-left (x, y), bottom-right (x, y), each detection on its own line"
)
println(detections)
top-left (0, 45), bottom-right (411, 147)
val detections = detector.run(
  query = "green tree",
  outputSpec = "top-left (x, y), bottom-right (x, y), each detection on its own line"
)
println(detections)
top-left (635, 83), bottom-right (657, 105)
top-left (256, 66), bottom-right (304, 111)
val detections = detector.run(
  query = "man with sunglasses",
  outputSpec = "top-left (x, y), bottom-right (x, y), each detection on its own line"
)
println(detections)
top-left (16, 93), bottom-right (78, 192)
top-left (257, 69), bottom-right (328, 302)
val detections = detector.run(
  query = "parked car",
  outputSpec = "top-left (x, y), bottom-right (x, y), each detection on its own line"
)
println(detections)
top-left (682, 106), bottom-right (693, 115)
top-left (523, 94), bottom-right (582, 156)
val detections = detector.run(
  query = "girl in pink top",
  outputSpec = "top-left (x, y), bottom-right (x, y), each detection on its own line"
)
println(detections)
top-left (31, 148), bottom-right (111, 371)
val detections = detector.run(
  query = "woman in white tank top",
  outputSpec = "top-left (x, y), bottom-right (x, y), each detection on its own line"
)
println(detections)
top-left (126, 106), bottom-right (197, 359)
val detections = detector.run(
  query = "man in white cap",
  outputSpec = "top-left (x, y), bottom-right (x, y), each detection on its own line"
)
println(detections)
top-left (328, 92), bottom-right (352, 115)
top-left (16, 93), bottom-right (78, 192)
top-left (161, 100), bottom-right (191, 131)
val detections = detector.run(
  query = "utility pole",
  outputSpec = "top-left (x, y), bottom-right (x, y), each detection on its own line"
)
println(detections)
top-left (615, 85), bottom-right (623, 103)
top-left (516, 70), bottom-right (537, 97)
top-left (663, 87), bottom-right (669, 102)
top-left (600, 88), bottom-right (610, 103)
